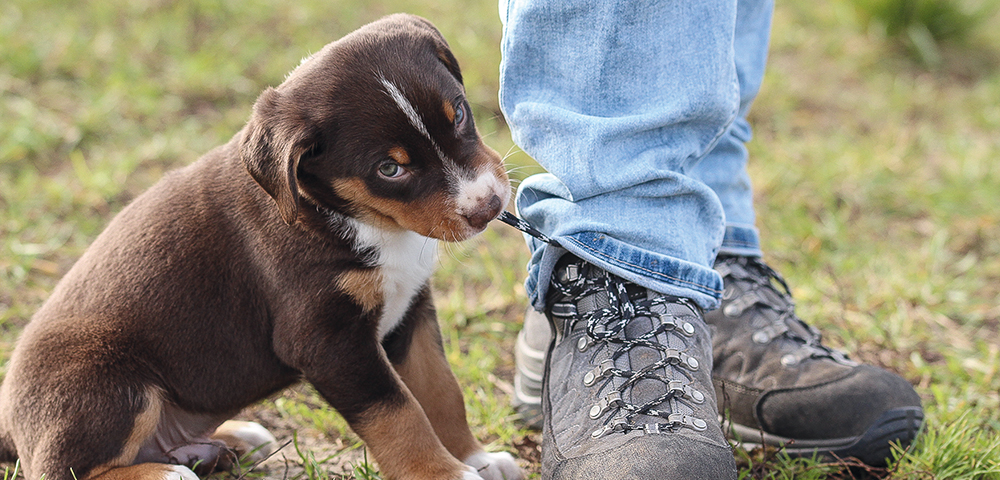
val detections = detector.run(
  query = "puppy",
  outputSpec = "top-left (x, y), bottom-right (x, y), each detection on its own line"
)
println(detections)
top-left (0, 14), bottom-right (521, 480)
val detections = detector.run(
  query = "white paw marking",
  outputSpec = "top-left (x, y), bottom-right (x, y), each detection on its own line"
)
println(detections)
top-left (218, 420), bottom-right (277, 461)
top-left (464, 451), bottom-right (524, 480)
top-left (163, 464), bottom-right (199, 480)
top-left (463, 465), bottom-right (486, 480)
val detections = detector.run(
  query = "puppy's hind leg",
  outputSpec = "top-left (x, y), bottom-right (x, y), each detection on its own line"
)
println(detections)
top-left (21, 385), bottom-right (177, 480)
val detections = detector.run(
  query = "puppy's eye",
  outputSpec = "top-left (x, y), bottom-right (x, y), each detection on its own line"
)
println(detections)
top-left (378, 162), bottom-right (406, 179)
top-left (454, 103), bottom-right (466, 127)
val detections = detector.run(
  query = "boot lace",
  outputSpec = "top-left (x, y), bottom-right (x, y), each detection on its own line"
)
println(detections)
top-left (716, 256), bottom-right (856, 366)
top-left (550, 262), bottom-right (709, 437)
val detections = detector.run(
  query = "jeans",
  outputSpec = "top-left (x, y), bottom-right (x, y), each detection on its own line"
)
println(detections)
top-left (499, 0), bottom-right (773, 311)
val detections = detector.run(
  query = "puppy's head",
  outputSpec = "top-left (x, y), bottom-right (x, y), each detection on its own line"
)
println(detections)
top-left (240, 14), bottom-right (509, 242)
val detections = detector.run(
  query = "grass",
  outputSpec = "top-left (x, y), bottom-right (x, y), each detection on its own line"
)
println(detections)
top-left (2, 0), bottom-right (999, 479)
top-left (851, 0), bottom-right (999, 67)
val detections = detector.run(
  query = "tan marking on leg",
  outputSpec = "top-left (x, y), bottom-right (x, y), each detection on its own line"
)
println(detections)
top-left (83, 387), bottom-right (168, 480)
top-left (113, 386), bottom-right (164, 467)
top-left (352, 393), bottom-right (469, 480)
top-left (393, 315), bottom-right (482, 462)
top-left (337, 268), bottom-right (384, 313)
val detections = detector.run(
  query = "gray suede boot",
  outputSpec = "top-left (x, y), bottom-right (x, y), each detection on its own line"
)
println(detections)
top-left (708, 255), bottom-right (924, 467)
top-left (538, 255), bottom-right (737, 480)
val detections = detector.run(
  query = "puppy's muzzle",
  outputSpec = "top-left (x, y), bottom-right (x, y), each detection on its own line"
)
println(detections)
top-left (463, 194), bottom-right (503, 230)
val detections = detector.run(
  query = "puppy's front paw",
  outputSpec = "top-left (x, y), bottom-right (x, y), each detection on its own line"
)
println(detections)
top-left (464, 451), bottom-right (524, 480)
top-left (462, 465), bottom-right (486, 480)
top-left (162, 464), bottom-right (200, 480)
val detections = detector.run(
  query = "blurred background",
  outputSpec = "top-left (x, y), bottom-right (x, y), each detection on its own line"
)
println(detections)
top-left (1, 0), bottom-right (999, 478)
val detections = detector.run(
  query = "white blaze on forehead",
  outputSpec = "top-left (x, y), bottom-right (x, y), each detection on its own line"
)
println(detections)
top-left (377, 74), bottom-right (461, 178)
top-left (376, 74), bottom-right (509, 219)
top-left (379, 75), bottom-right (432, 140)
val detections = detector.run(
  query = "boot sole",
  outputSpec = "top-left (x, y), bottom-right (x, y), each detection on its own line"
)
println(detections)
top-left (725, 406), bottom-right (924, 467)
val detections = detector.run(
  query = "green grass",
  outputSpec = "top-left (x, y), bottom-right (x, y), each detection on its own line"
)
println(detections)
top-left (851, 0), bottom-right (999, 67)
top-left (2, 0), bottom-right (1000, 479)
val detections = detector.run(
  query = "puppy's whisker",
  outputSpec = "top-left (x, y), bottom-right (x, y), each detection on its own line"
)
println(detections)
top-left (421, 225), bottom-right (441, 259)
top-left (502, 144), bottom-right (521, 159)
top-left (504, 164), bottom-right (535, 175)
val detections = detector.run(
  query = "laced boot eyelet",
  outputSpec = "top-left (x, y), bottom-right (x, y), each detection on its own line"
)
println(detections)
top-left (664, 349), bottom-right (700, 370)
top-left (780, 354), bottom-right (799, 366)
top-left (668, 379), bottom-right (706, 404)
top-left (589, 391), bottom-right (624, 419)
top-left (667, 413), bottom-right (709, 431)
top-left (583, 359), bottom-right (615, 386)
top-left (590, 416), bottom-right (629, 439)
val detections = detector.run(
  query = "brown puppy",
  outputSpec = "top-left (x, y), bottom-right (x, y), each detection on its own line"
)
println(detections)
top-left (0, 14), bottom-right (521, 480)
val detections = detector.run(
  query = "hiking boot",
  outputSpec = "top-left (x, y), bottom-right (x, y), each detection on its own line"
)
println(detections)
top-left (538, 255), bottom-right (737, 480)
top-left (708, 255), bottom-right (924, 467)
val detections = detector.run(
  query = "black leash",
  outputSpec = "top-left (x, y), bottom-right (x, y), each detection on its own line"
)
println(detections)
top-left (495, 211), bottom-right (560, 247)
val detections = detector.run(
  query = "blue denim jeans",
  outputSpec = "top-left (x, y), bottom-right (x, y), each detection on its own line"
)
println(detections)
top-left (499, 0), bottom-right (773, 311)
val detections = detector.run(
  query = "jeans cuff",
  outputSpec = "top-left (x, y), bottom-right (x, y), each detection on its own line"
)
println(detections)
top-left (525, 232), bottom-right (724, 312)
top-left (718, 223), bottom-right (762, 258)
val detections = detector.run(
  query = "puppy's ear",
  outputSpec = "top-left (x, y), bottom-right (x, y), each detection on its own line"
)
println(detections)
top-left (435, 45), bottom-right (463, 85)
top-left (406, 15), bottom-right (464, 84)
top-left (240, 87), bottom-right (314, 225)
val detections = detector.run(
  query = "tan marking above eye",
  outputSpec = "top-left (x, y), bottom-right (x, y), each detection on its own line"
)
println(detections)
top-left (442, 100), bottom-right (456, 124)
top-left (388, 147), bottom-right (410, 165)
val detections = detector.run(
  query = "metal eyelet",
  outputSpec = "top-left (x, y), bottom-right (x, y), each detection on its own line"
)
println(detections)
top-left (591, 416), bottom-right (629, 438)
top-left (663, 349), bottom-right (700, 371)
top-left (589, 391), bottom-right (624, 419)
top-left (666, 413), bottom-right (708, 431)
top-left (583, 359), bottom-right (615, 386)
top-left (682, 321), bottom-right (696, 336)
top-left (667, 380), bottom-right (706, 404)
top-left (780, 354), bottom-right (799, 366)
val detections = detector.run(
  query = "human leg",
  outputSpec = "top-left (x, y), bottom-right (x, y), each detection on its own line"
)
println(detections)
top-left (504, 0), bottom-right (924, 470)
top-left (500, 0), bottom-right (746, 478)
top-left (685, 0), bottom-right (924, 466)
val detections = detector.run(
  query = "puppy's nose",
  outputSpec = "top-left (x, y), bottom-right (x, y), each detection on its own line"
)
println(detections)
top-left (463, 194), bottom-right (503, 230)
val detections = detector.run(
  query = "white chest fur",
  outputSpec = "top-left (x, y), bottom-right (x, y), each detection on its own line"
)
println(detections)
top-left (349, 220), bottom-right (439, 340)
